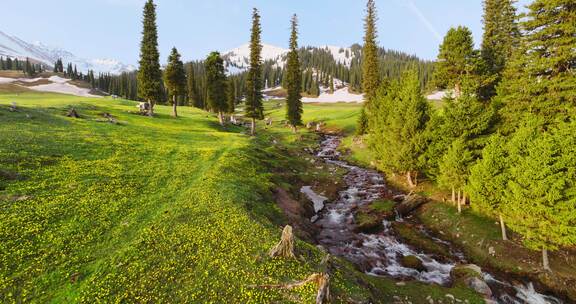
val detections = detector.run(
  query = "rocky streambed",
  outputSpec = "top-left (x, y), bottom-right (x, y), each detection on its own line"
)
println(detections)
top-left (301, 135), bottom-right (563, 304)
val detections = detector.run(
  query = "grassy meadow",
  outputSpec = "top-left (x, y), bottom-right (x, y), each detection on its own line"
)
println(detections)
top-left (0, 92), bottom-right (487, 303)
top-left (0, 93), bottom-right (327, 303)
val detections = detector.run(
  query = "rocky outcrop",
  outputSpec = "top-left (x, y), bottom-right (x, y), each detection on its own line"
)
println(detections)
top-left (273, 187), bottom-right (318, 242)
top-left (395, 194), bottom-right (429, 217)
top-left (400, 255), bottom-right (426, 272)
top-left (451, 264), bottom-right (492, 299)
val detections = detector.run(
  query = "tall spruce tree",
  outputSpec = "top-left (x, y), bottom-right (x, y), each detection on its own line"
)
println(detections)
top-left (137, 0), bottom-right (163, 116)
top-left (433, 26), bottom-right (476, 97)
top-left (468, 134), bottom-right (511, 240)
top-left (480, 0), bottom-right (519, 99)
top-left (368, 69), bottom-right (430, 187)
top-left (164, 47), bottom-right (187, 118)
top-left (205, 52), bottom-right (227, 125)
top-left (245, 8), bottom-right (264, 135)
top-left (357, 0), bottom-right (380, 135)
top-left (226, 79), bottom-right (236, 115)
top-left (437, 138), bottom-right (474, 212)
top-left (498, 0), bottom-right (576, 130)
top-left (186, 64), bottom-right (199, 108)
top-left (505, 120), bottom-right (576, 271)
top-left (285, 14), bottom-right (303, 132)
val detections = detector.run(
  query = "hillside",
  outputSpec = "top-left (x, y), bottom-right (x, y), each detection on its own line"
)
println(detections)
top-left (0, 93), bottom-right (490, 303)
top-left (0, 30), bottom-right (135, 74)
top-left (0, 72), bottom-right (101, 97)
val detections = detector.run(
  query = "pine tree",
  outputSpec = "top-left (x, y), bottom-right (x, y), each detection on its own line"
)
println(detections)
top-left (0, 57), bottom-right (4, 70)
top-left (421, 84), bottom-right (496, 179)
top-left (357, 0), bottom-right (380, 135)
top-left (24, 58), bottom-right (32, 76)
top-left (504, 120), bottom-right (576, 271)
top-left (186, 64), bottom-right (199, 108)
top-left (205, 52), bottom-right (227, 125)
top-left (468, 134), bottom-right (511, 240)
top-left (137, 0), bottom-right (163, 116)
top-left (437, 138), bottom-right (473, 212)
top-left (368, 69), bottom-right (430, 187)
top-left (226, 79), bottom-right (236, 115)
top-left (329, 75), bottom-right (335, 94)
top-left (480, 0), bottom-right (519, 99)
top-left (164, 47), bottom-right (187, 118)
top-left (285, 15), bottom-right (303, 132)
top-left (244, 8), bottom-right (264, 135)
top-left (498, 0), bottom-right (576, 130)
top-left (433, 26), bottom-right (476, 97)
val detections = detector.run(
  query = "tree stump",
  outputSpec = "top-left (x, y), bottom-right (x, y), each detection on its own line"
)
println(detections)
top-left (269, 225), bottom-right (295, 258)
top-left (67, 108), bottom-right (80, 118)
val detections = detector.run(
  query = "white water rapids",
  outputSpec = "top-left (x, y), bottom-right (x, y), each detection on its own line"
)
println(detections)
top-left (301, 136), bottom-right (563, 304)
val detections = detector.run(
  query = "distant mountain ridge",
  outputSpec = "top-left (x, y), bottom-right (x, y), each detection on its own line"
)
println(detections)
top-left (0, 30), bottom-right (135, 75)
top-left (222, 43), bottom-right (357, 74)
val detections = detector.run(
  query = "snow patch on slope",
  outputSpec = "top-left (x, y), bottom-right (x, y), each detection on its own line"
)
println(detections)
top-left (0, 75), bottom-right (100, 98)
top-left (223, 43), bottom-right (288, 73)
top-left (319, 45), bottom-right (354, 66)
top-left (0, 30), bottom-right (135, 74)
top-left (302, 88), bottom-right (364, 103)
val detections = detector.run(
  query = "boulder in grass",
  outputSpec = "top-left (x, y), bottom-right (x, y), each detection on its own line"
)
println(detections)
top-left (400, 255), bottom-right (426, 272)
top-left (451, 264), bottom-right (492, 298)
top-left (395, 194), bottom-right (428, 217)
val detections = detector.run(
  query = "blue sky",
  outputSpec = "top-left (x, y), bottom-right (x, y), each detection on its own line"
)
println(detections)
top-left (1, 0), bottom-right (529, 64)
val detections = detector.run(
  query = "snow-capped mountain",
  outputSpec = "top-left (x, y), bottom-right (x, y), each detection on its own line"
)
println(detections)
top-left (0, 30), bottom-right (135, 75)
top-left (222, 43), bottom-right (289, 73)
top-left (222, 43), bottom-right (356, 74)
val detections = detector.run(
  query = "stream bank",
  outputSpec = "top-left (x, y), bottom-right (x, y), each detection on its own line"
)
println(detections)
top-left (300, 135), bottom-right (564, 304)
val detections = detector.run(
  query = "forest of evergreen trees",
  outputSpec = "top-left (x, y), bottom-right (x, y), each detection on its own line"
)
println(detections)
top-left (0, 56), bottom-right (47, 77)
top-left (363, 0), bottom-right (575, 271)
top-left (92, 44), bottom-right (434, 108)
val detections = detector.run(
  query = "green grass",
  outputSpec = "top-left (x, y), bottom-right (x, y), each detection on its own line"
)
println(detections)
top-left (265, 100), bottom-right (362, 135)
top-left (371, 199), bottom-right (395, 213)
top-left (0, 93), bottom-right (332, 303)
top-left (0, 93), bottom-right (487, 303)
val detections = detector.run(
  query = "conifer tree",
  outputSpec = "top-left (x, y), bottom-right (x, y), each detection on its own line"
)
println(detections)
top-left (0, 57), bottom-right (4, 70)
top-left (498, 0), bottom-right (576, 130)
top-left (285, 14), bottom-right (303, 132)
top-left (368, 69), bottom-right (430, 187)
top-left (329, 75), bottom-right (335, 94)
top-left (505, 120), bottom-right (576, 271)
top-left (437, 138), bottom-right (473, 212)
top-left (244, 8), bottom-right (264, 135)
top-left (24, 58), bottom-right (33, 76)
top-left (357, 0), bottom-right (380, 135)
top-left (186, 64), bottom-right (199, 108)
top-left (205, 52), bottom-right (227, 125)
top-left (164, 47), bottom-right (187, 118)
top-left (480, 0), bottom-right (519, 98)
top-left (137, 0), bottom-right (163, 116)
top-left (226, 79), bottom-right (236, 115)
top-left (433, 26), bottom-right (476, 97)
top-left (468, 134), bottom-right (511, 240)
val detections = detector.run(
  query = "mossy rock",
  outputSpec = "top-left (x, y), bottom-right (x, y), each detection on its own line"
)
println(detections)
top-left (354, 212), bottom-right (382, 233)
top-left (392, 222), bottom-right (451, 258)
top-left (451, 264), bottom-right (483, 284)
top-left (370, 199), bottom-right (396, 214)
top-left (354, 200), bottom-right (396, 233)
top-left (400, 255), bottom-right (426, 272)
